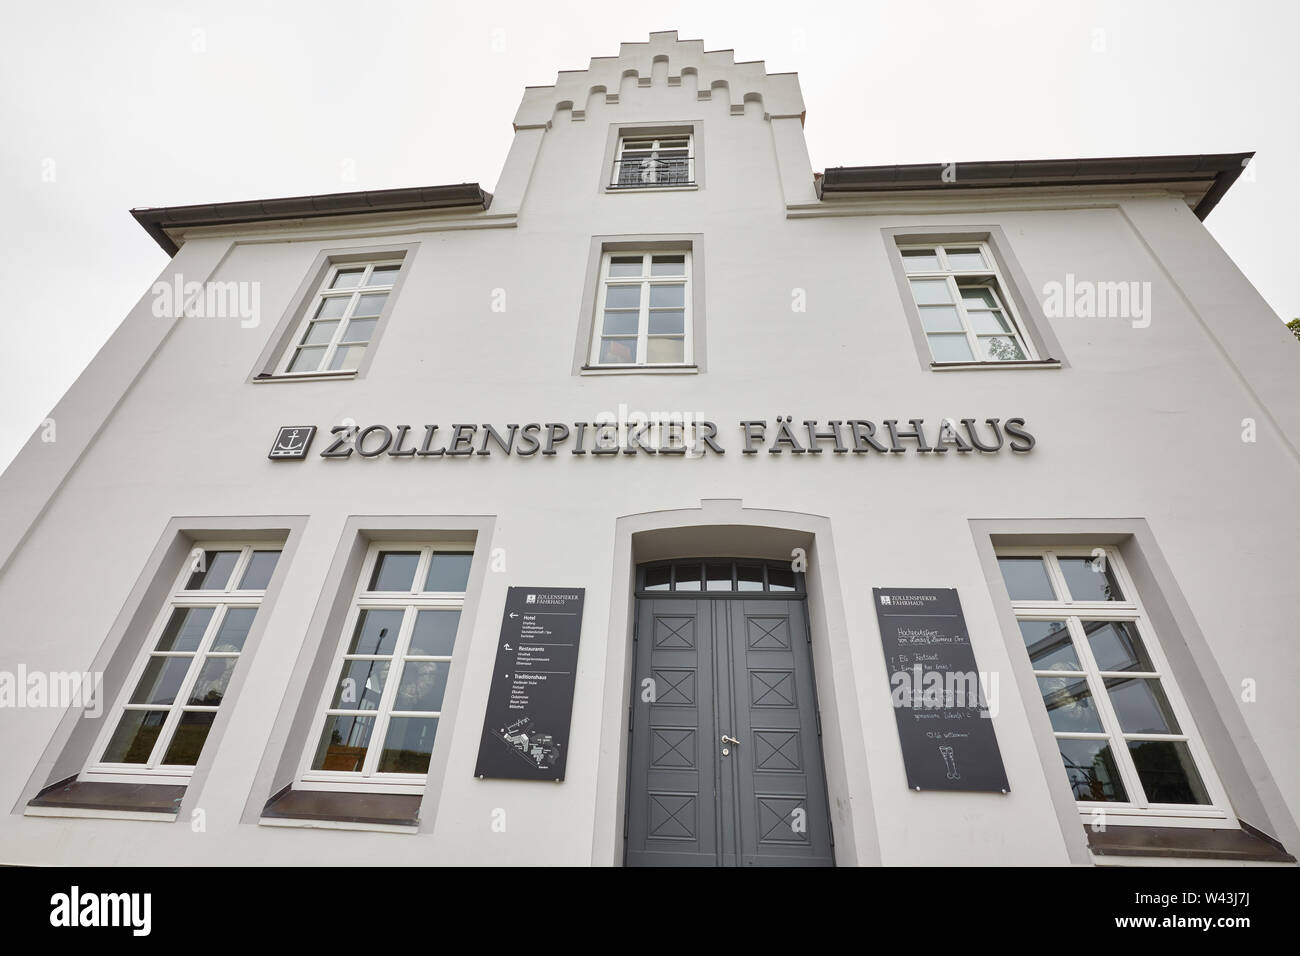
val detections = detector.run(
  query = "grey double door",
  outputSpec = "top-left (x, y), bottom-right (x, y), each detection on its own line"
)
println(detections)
top-left (626, 593), bottom-right (834, 866)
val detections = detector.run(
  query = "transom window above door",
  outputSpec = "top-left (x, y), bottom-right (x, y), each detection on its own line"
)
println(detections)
top-left (638, 559), bottom-right (804, 594)
top-left (277, 260), bottom-right (402, 376)
top-left (899, 242), bottom-right (1036, 364)
top-left (611, 134), bottom-right (694, 188)
top-left (591, 251), bottom-right (692, 367)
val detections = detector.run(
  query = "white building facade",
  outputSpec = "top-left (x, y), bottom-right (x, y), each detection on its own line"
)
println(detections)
top-left (1, 31), bottom-right (1297, 866)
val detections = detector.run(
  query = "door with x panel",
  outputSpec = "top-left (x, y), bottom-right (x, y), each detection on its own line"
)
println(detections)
top-left (625, 559), bottom-right (834, 867)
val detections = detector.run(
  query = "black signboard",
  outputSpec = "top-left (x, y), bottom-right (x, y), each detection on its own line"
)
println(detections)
top-left (872, 587), bottom-right (1010, 793)
top-left (474, 587), bottom-right (585, 781)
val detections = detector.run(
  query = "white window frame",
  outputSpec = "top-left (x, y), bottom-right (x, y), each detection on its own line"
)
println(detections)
top-left (899, 242), bottom-right (1037, 364)
top-left (297, 541), bottom-right (473, 795)
top-left (999, 546), bottom-right (1233, 828)
top-left (612, 133), bottom-right (694, 187)
top-left (274, 260), bottom-right (402, 378)
top-left (589, 251), bottom-right (693, 368)
top-left (84, 542), bottom-right (281, 786)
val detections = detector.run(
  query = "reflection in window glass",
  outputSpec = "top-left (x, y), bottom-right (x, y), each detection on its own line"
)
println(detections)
top-left (155, 607), bottom-right (214, 652)
top-left (209, 607), bottom-right (257, 653)
top-left (424, 553), bottom-right (473, 592)
top-left (705, 563), bottom-right (732, 591)
top-left (102, 710), bottom-right (167, 764)
top-left (129, 657), bottom-right (192, 706)
top-left (313, 714), bottom-right (375, 772)
top-left (368, 551), bottom-right (420, 592)
top-left (674, 563), bottom-right (701, 591)
top-left (162, 712), bottom-right (215, 766)
top-left (346, 609), bottom-right (403, 656)
top-left (1017, 620), bottom-right (1078, 671)
top-left (377, 717), bottom-right (438, 774)
top-left (1057, 557), bottom-right (1125, 602)
top-left (408, 610), bottom-right (460, 656)
top-left (1037, 676), bottom-right (1104, 733)
top-left (1058, 739), bottom-right (1128, 802)
top-left (737, 565), bottom-right (764, 592)
top-left (1084, 620), bottom-right (1151, 672)
top-left (644, 566), bottom-right (671, 591)
top-left (998, 557), bottom-right (1055, 601)
top-left (1127, 740), bottom-right (1210, 805)
top-left (1105, 677), bottom-right (1181, 735)
top-left (186, 551), bottom-right (239, 590)
top-left (330, 659), bottom-right (390, 710)
top-left (237, 551), bottom-right (281, 590)
top-left (767, 565), bottom-right (796, 592)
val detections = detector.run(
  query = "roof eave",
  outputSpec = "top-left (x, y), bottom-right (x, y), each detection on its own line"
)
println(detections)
top-left (131, 182), bottom-right (492, 256)
top-left (817, 152), bottom-right (1254, 220)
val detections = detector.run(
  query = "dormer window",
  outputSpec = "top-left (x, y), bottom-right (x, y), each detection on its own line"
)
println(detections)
top-left (612, 134), bottom-right (694, 188)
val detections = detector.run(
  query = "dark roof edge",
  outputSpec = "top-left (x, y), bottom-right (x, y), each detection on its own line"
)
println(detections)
top-left (132, 182), bottom-right (492, 256)
top-left (818, 153), bottom-right (1254, 221)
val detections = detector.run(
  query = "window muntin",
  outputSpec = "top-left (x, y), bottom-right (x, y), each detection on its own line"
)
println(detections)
top-left (612, 134), bottom-right (694, 187)
top-left (300, 543), bottom-right (473, 793)
top-left (899, 243), bottom-right (1035, 364)
top-left (997, 548), bottom-right (1227, 822)
top-left (591, 252), bottom-right (692, 367)
top-left (276, 261), bottom-right (401, 376)
top-left (86, 544), bottom-right (280, 783)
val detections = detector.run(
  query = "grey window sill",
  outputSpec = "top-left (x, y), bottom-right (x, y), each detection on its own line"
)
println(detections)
top-left (261, 785), bottom-right (421, 830)
top-left (252, 370), bottom-right (358, 384)
top-left (930, 359), bottom-right (1061, 371)
top-left (26, 776), bottom-right (185, 821)
top-left (580, 364), bottom-right (699, 376)
top-left (604, 184), bottom-right (699, 193)
top-left (1085, 821), bottom-right (1294, 863)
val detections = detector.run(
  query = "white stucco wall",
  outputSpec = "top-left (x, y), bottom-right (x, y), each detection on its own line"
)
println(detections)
top-left (0, 32), bottom-right (1296, 866)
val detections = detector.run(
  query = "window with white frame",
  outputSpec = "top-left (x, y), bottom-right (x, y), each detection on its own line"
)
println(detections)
top-left (611, 134), bottom-right (694, 187)
top-left (899, 242), bottom-right (1035, 364)
top-left (300, 543), bottom-right (473, 793)
top-left (86, 544), bottom-right (281, 783)
top-left (590, 251), bottom-right (691, 367)
top-left (277, 260), bottom-right (402, 376)
top-left (997, 547), bottom-right (1230, 823)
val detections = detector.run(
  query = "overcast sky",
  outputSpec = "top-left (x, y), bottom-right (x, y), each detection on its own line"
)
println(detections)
top-left (1, 0), bottom-right (1295, 473)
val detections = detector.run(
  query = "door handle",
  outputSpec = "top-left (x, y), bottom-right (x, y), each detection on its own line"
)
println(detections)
top-left (721, 735), bottom-right (740, 747)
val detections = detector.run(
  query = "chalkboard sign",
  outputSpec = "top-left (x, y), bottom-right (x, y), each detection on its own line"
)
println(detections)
top-left (474, 587), bottom-right (585, 781)
top-left (872, 588), bottom-right (1009, 793)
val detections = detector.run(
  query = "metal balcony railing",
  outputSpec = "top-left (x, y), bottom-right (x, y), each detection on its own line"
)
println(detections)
top-left (611, 155), bottom-right (695, 188)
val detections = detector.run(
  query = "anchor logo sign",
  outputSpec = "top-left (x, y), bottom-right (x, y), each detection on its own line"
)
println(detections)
top-left (268, 425), bottom-right (317, 460)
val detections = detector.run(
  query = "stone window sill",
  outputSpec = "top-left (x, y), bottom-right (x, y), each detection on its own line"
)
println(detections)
top-left (1085, 822), bottom-right (1294, 863)
top-left (260, 786), bottom-right (421, 832)
top-left (26, 776), bottom-right (185, 821)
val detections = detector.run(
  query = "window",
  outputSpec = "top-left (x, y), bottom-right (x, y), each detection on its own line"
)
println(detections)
top-left (86, 544), bottom-right (281, 784)
top-left (997, 547), bottom-right (1229, 823)
top-left (590, 251), bottom-right (692, 367)
top-left (899, 242), bottom-right (1036, 364)
top-left (639, 559), bottom-right (803, 594)
top-left (300, 543), bottom-right (473, 793)
top-left (276, 260), bottom-right (401, 376)
top-left (612, 134), bottom-right (694, 187)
